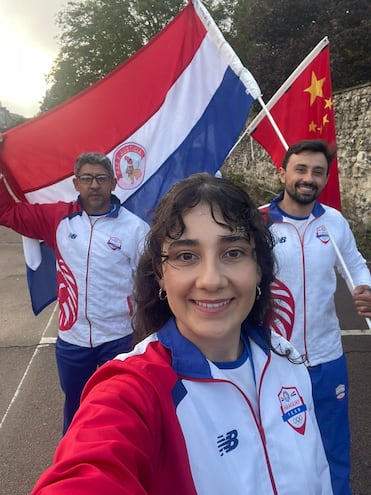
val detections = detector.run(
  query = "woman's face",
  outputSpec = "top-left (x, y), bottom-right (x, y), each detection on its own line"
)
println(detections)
top-left (159, 202), bottom-right (261, 362)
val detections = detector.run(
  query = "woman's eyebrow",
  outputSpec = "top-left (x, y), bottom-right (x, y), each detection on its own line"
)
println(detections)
top-left (166, 238), bottom-right (198, 250)
top-left (218, 234), bottom-right (250, 243)
top-left (166, 235), bottom-right (250, 249)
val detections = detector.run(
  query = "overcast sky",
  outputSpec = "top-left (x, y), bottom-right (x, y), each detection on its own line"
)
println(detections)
top-left (0, 0), bottom-right (67, 117)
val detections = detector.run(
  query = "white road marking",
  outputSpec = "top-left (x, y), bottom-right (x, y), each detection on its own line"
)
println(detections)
top-left (0, 303), bottom-right (369, 430)
top-left (341, 329), bottom-right (371, 336)
top-left (0, 303), bottom-right (58, 429)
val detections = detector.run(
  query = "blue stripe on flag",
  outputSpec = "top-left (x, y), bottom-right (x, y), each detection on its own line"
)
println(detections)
top-left (26, 242), bottom-right (57, 315)
top-left (124, 68), bottom-right (254, 222)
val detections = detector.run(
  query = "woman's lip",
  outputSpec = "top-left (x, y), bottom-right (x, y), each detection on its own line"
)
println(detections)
top-left (193, 299), bottom-right (232, 309)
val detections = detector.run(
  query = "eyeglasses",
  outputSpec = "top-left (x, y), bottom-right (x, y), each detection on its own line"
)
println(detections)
top-left (77, 174), bottom-right (111, 185)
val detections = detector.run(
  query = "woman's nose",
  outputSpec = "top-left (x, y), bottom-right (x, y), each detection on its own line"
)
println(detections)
top-left (194, 257), bottom-right (227, 291)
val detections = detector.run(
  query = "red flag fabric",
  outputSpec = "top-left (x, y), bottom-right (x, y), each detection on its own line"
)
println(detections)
top-left (0, 0), bottom-right (260, 314)
top-left (248, 38), bottom-right (341, 211)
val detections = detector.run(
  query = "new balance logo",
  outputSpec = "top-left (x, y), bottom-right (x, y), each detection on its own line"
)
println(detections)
top-left (217, 429), bottom-right (239, 456)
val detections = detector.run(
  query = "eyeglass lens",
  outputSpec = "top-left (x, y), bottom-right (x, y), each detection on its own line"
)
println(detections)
top-left (78, 175), bottom-right (110, 185)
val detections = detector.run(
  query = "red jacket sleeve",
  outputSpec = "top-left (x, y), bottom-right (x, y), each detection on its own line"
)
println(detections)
top-left (30, 360), bottom-right (165, 495)
top-left (0, 178), bottom-right (71, 247)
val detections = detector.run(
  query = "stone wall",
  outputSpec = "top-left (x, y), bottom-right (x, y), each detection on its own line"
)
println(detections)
top-left (222, 83), bottom-right (371, 231)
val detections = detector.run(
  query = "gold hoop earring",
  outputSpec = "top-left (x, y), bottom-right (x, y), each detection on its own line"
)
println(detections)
top-left (158, 288), bottom-right (167, 301)
top-left (256, 286), bottom-right (261, 300)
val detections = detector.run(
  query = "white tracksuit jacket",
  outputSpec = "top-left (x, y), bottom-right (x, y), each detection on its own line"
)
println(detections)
top-left (263, 194), bottom-right (371, 366)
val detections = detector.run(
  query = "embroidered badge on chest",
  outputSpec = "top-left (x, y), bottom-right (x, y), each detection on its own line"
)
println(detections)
top-left (107, 237), bottom-right (122, 251)
top-left (278, 386), bottom-right (307, 435)
top-left (316, 225), bottom-right (330, 244)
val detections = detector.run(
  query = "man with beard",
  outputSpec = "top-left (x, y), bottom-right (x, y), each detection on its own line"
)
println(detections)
top-left (262, 139), bottom-right (371, 495)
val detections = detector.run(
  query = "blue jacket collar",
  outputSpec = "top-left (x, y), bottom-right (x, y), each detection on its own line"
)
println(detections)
top-left (158, 317), bottom-right (270, 379)
top-left (268, 192), bottom-right (325, 222)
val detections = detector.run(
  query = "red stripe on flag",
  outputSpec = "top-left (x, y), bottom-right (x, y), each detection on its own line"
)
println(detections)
top-left (0, 3), bottom-right (206, 195)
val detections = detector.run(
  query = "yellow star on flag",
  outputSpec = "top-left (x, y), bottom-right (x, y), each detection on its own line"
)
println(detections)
top-left (324, 97), bottom-right (333, 109)
top-left (304, 71), bottom-right (326, 105)
top-left (309, 121), bottom-right (317, 132)
top-left (322, 114), bottom-right (329, 126)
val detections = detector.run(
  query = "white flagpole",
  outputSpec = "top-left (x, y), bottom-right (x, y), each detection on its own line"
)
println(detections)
top-left (256, 95), bottom-right (289, 150)
top-left (325, 228), bottom-right (371, 329)
top-left (236, 37), bottom-right (371, 330)
top-left (225, 93), bottom-right (289, 161)
top-left (225, 38), bottom-right (330, 160)
top-left (250, 104), bottom-right (371, 330)
top-left (193, 0), bottom-right (262, 100)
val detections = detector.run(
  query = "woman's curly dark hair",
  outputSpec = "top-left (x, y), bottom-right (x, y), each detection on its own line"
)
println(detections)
top-left (132, 172), bottom-right (276, 345)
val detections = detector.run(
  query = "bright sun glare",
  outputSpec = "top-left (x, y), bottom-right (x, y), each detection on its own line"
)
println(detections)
top-left (0, 19), bottom-right (54, 118)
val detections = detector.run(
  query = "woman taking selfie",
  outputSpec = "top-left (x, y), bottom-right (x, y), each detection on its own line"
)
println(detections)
top-left (31, 173), bottom-right (332, 495)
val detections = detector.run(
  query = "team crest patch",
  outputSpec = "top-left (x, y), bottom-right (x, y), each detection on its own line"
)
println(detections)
top-left (113, 142), bottom-right (146, 190)
top-left (278, 386), bottom-right (307, 435)
top-left (316, 225), bottom-right (330, 244)
top-left (107, 237), bottom-right (122, 251)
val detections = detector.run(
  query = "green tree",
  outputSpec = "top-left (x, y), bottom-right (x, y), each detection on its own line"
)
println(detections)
top-left (41, 0), bottom-right (187, 111)
top-left (229, 0), bottom-right (371, 101)
top-left (40, 0), bottom-right (370, 112)
top-left (40, 0), bottom-right (237, 112)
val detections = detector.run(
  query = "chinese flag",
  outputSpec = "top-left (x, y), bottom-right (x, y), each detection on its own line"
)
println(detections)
top-left (248, 38), bottom-right (341, 210)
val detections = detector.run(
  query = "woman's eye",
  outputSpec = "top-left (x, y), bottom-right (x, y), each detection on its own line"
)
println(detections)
top-left (178, 252), bottom-right (196, 262)
top-left (166, 251), bottom-right (198, 268)
top-left (224, 249), bottom-right (244, 259)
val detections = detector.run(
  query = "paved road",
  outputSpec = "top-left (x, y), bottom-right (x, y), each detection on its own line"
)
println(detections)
top-left (0, 226), bottom-right (370, 494)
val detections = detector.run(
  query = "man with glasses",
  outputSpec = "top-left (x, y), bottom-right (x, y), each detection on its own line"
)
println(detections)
top-left (0, 152), bottom-right (149, 433)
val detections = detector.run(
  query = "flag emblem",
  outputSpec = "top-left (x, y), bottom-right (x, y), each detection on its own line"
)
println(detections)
top-left (278, 386), bottom-right (307, 435)
top-left (113, 142), bottom-right (146, 190)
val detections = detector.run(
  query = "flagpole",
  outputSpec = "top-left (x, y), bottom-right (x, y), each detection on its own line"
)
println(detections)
top-left (256, 96), bottom-right (289, 150)
top-left (250, 101), bottom-right (371, 329)
top-left (325, 227), bottom-right (371, 330)
top-left (244, 73), bottom-right (371, 330)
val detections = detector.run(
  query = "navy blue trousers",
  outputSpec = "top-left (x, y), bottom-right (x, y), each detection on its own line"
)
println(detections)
top-left (55, 334), bottom-right (133, 435)
top-left (309, 353), bottom-right (352, 495)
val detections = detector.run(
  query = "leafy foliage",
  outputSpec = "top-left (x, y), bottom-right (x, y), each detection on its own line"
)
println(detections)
top-left (228, 0), bottom-right (371, 100)
top-left (40, 0), bottom-right (371, 112)
top-left (41, 0), bottom-right (187, 111)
